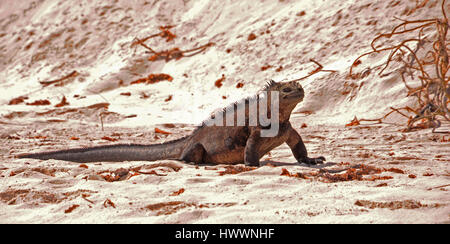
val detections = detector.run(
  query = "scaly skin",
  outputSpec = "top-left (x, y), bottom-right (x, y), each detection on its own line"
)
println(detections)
top-left (19, 80), bottom-right (326, 166)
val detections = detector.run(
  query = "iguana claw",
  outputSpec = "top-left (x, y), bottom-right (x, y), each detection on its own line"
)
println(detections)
top-left (299, 156), bottom-right (326, 165)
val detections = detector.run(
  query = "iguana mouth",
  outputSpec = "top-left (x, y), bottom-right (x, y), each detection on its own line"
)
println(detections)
top-left (283, 93), bottom-right (304, 100)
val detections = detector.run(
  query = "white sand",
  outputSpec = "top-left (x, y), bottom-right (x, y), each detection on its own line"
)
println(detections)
top-left (0, 0), bottom-right (449, 223)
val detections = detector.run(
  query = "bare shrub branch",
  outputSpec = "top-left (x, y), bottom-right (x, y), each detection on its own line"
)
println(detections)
top-left (348, 0), bottom-right (449, 132)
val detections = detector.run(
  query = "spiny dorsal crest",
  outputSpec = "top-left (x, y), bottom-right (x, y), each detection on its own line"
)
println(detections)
top-left (262, 79), bottom-right (303, 92)
top-left (262, 79), bottom-right (278, 91)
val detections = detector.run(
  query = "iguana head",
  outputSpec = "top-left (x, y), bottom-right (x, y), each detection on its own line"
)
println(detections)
top-left (262, 80), bottom-right (305, 122)
top-left (264, 79), bottom-right (304, 104)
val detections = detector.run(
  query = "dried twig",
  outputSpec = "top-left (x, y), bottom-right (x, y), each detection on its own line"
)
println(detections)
top-left (288, 59), bottom-right (337, 83)
top-left (39, 71), bottom-right (78, 87)
top-left (145, 42), bottom-right (215, 62)
top-left (131, 25), bottom-right (176, 47)
top-left (132, 26), bottom-right (214, 62)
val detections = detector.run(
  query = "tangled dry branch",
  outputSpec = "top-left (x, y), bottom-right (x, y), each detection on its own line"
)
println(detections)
top-left (349, 0), bottom-right (449, 132)
top-left (131, 25), bottom-right (214, 62)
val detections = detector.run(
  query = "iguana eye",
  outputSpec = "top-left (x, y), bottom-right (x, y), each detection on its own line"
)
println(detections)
top-left (282, 87), bottom-right (292, 93)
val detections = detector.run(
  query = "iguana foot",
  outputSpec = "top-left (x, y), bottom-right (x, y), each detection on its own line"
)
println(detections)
top-left (299, 156), bottom-right (326, 165)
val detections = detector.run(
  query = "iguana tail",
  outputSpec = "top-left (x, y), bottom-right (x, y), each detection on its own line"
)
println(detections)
top-left (18, 137), bottom-right (187, 163)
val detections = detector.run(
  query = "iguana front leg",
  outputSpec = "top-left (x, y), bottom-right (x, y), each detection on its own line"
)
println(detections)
top-left (286, 124), bottom-right (326, 165)
top-left (244, 129), bottom-right (261, 166)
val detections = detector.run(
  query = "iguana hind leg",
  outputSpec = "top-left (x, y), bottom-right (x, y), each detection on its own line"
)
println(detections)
top-left (244, 129), bottom-right (261, 167)
top-left (180, 143), bottom-right (206, 164)
top-left (286, 124), bottom-right (326, 165)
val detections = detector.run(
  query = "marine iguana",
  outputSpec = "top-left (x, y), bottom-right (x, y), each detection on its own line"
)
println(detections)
top-left (19, 80), bottom-right (326, 166)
